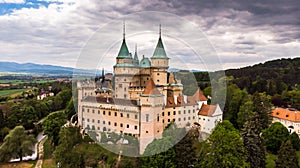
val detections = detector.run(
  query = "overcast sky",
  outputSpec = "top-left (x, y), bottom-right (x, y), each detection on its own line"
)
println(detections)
top-left (0, 0), bottom-right (299, 71)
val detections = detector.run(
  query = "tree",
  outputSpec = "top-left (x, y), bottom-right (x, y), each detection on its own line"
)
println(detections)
top-left (252, 92), bottom-right (272, 130)
top-left (54, 127), bottom-right (84, 167)
top-left (65, 98), bottom-right (76, 120)
top-left (289, 132), bottom-right (300, 151)
top-left (42, 111), bottom-right (66, 146)
top-left (175, 128), bottom-right (198, 168)
top-left (275, 140), bottom-right (299, 168)
top-left (197, 120), bottom-right (248, 168)
top-left (0, 126), bottom-right (36, 162)
top-left (262, 122), bottom-right (289, 154)
top-left (141, 137), bottom-right (176, 168)
top-left (237, 99), bottom-right (254, 129)
top-left (242, 112), bottom-right (266, 168)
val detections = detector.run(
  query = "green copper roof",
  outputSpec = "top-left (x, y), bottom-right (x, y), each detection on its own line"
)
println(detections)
top-left (134, 51), bottom-right (139, 61)
top-left (152, 37), bottom-right (168, 59)
top-left (114, 63), bottom-right (138, 67)
top-left (140, 57), bottom-right (151, 68)
top-left (117, 39), bottom-right (130, 58)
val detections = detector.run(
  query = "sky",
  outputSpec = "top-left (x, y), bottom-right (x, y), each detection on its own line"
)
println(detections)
top-left (0, 0), bottom-right (299, 71)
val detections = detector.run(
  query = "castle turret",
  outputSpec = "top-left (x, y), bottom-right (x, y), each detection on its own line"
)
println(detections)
top-left (151, 25), bottom-right (169, 86)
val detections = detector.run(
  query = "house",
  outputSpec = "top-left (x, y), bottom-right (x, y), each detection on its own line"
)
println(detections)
top-left (271, 107), bottom-right (300, 134)
top-left (37, 91), bottom-right (54, 100)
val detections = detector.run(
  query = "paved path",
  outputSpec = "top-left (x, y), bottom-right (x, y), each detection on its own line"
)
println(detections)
top-left (35, 135), bottom-right (48, 168)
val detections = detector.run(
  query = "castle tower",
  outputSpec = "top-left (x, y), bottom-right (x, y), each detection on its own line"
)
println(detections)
top-left (114, 22), bottom-right (140, 99)
top-left (139, 78), bottom-right (164, 154)
top-left (150, 25), bottom-right (169, 86)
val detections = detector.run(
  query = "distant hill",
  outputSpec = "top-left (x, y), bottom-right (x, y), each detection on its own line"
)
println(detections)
top-left (0, 62), bottom-right (96, 76)
top-left (225, 57), bottom-right (300, 94)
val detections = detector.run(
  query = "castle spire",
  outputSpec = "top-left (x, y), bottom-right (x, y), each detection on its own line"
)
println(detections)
top-left (133, 44), bottom-right (139, 64)
top-left (151, 24), bottom-right (168, 59)
top-left (117, 21), bottom-right (130, 58)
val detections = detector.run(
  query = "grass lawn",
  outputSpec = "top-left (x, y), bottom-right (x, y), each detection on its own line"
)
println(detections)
top-left (0, 88), bottom-right (29, 97)
top-left (0, 160), bottom-right (36, 168)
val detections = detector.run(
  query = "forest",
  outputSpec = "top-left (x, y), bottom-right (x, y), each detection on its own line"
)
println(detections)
top-left (0, 57), bottom-right (299, 167)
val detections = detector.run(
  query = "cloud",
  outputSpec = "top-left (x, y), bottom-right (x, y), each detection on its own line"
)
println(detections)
top-left (0, 0), bottom-right (299, 70)
top-left (0, 0), bottom-right (25, 4)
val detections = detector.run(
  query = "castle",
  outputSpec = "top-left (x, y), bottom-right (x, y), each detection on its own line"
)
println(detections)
top-left (77, 25), bottom-right (223, 154)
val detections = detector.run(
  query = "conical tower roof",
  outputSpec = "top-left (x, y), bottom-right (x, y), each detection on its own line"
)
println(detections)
top-left (152, 25), bottom-right (168, 59)
top-left (117, 22), bottom-right (130, 58)
top-left (143, 78), bottom-right (161, 95)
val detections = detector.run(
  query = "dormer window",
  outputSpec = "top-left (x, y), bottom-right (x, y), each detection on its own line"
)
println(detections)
top-left (286, 115), bottom-right (289, 117)
top-left (276, 112), bottom-right (279, 115)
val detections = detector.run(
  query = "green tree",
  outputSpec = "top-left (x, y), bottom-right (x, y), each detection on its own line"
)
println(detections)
top-left (54, 127), bottom-right (84, 168)
top-left (252, 92), bottom-right (272, 130)
top-left (141, 137), bottom-right (176, 168)
top-left (197, 120), bottom-right (248, 168)
top-left (242, 112), bottom-right (266, 168)
top-left (237, 99), bottom-right (254, 129)
top-left (42, 111), bottom-right (66, 146)
top-left (65, 98), bottom-right (76, 120)
top-left (175, 128), bottom-right (198, 168)
top-left (289, 132), bottom-right (300, 151)
top-left (262, 122), bottom-right (289, 154)
top-left (275, 140), bottom-right (299, 168)
top-left (0, 126), bottom-right (36, 162)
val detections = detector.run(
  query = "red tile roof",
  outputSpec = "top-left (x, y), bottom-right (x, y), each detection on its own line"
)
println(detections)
top-left (192, 88), bottom-right (208, 101)
top-left (142, 78), bottom-right (161, 95)
top-left (198, 104), bottom-right (217, 116)
top-left (271, 108), bottom-right (300, 122)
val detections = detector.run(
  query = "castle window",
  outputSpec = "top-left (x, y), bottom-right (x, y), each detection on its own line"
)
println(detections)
top-left (114, 122), bottom-right (117, 126)
top-left (108, 121), bottom-right (111, 125)
top-left (157, 80), bottom-right (160, 82)
top-left (98, 127), bottom-right (100, 130)
top-left (178, 118), bottom-right (181, 121)
top-left (162, 119), bottom-right (164, 123)
top-left (98, 110), bottom-right (100, 114)
top-left (109, 111), bottom-right (111, 116)
top-left (98, 120), bottom-right (100, 123)
top-left (183, 117), bottom-right (186, 121)
top-left (147, 77), bottom-right (149, 80)
top-left (188, 117), bottom-right (190, 120)
top-left (173, 107), bottom-right (175, 109)
top-left (87, 109), bottom-right (89, 113)
top-left (168, 112), bottom-right (170, 116)
top-left (115, 112), bottom-right (117, 116)
top-left (173, 111), bottom-right (176, 115)
top-left (82, 108), bottom-right (84, 112)
top-left (103, 111), bottom-right (106, 115)
top-left (162, 112), bottom-right (164, 116)
top-left (120, 123), bottom-right (123, 127)
top-left (173, 119), bottom-right (175, 122)
top-left (157, 73), bottom-right (160, 76)
top-left (124, 79), bottom-right (126, 82)
top-left (124, 88), bottom-right (126, 91)
top-left (121, 113), bottom-right (123, 117)
top-left (135, 114), bottom-right (138, 119)
top-left (82, 118), bottom-right (84, 121)
top-left (134, 126), bottom-right (138, 130)
top-left (193, 116), bottom-right (195, 119)
top-left (184, 110), bottom-right (186, 114)
top-left (103, 121), bottom-right (105, 124)
top-left (92, 109), bottom-right (94, 113)
top-left (127, 124), bottom-right (129, 128)
top-left (118, 84), bottom-right (122, 88)
top-left (179, 111), bottom-right (181, 114)
top-left (127, 114), bottom-right (130, 118)
top-left (146, 114), bottom-right (149, 122)
top-left (146, 131), bottom-right (148, 133)
top-left (188, 110), bottom-right (191, 113)
top-left (157, 115), bottom-right (159, 122)
top-left (168, 119), bottom-right (170, 122)
top-left (124, 94), bottom-right (127, 98)
top-left (87, 119), bottom-right (90, 122)
top-left (193, 109), bottom-right (195, 113)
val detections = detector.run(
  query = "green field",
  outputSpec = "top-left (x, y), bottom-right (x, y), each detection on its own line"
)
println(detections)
top-left (0, 79), bottom-right (55, 85)
top-left (0, 88), bottom-right (29, 97)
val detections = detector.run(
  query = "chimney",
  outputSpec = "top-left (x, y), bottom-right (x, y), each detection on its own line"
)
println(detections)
top-left (184, 95), bottom-right (187, 104)
top-left (174, 95), bottom-right (178, 105)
